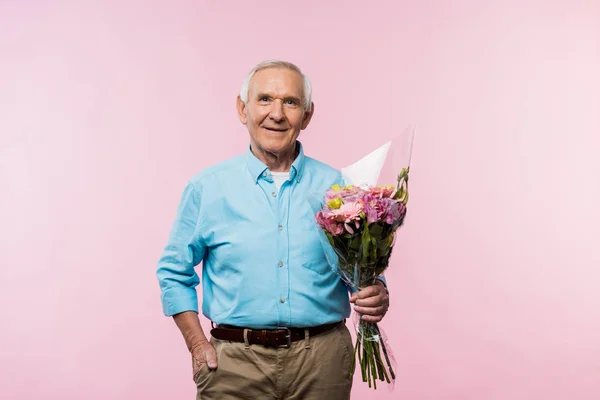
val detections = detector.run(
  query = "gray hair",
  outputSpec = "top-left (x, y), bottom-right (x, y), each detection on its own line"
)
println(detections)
top-left (239, 60), bottom-right (313, 111)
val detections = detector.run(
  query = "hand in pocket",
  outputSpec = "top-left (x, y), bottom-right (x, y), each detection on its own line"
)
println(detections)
top-left (191, 340), bottom-right (218, 379)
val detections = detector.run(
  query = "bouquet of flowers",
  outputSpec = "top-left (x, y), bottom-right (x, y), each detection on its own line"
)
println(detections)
top-left (308, 127), bottom-right (415, 390)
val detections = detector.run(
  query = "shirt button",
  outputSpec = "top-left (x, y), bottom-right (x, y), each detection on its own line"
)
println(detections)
top-left (271, 191), bottom-right (276, 197)
top-left (278, 261), bottom-right (283, 267)
top-left (280, 298), bottom-right (285, 303)
top-left (278, 225), bottom-right (283, 231)
top-left (263, 171), bottom-right (267, 177)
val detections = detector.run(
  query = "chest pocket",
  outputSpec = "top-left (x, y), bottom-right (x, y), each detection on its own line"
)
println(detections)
top-left (299, 219), bottom-right (334, 275)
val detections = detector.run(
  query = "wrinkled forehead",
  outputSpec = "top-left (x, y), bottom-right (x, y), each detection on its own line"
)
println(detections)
top-left (248, 67), bottom-right (304, 99)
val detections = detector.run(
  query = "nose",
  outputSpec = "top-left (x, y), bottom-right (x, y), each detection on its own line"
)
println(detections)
top-left (269, 100), bottom-right (285, 122)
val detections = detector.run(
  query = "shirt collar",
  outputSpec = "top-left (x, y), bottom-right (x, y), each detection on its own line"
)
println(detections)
top-left (246, 141), bottom-right (306, 183)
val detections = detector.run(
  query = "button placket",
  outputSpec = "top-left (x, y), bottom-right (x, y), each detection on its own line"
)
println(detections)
top-left (276, 179), bottom-right (292, 326)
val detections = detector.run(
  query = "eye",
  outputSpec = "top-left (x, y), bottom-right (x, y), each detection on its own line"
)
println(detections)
top-left (284, 99), bottom-right (297, 106)
top-left (259, 96), bottom-right (269, 102)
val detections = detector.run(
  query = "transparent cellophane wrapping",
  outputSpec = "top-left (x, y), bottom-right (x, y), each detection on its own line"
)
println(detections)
top-left (307, 125), bottom-right (415, 390)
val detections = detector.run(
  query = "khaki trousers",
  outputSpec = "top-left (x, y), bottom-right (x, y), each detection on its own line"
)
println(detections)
top-left (194, 322), bottom-right (354, 400)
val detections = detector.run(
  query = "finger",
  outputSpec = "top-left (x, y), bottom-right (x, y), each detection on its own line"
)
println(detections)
top-left (355, 294), bottom-right (387, 308)
top-left (357, 285), bottom-right (383, 299)
top-left (205, 345), bottom-right (218, 369)
top-left (349, 294), bottom-right (358, 303)
top-left (192, 352), bottom-right (206, 378)
top-left (354, 305), bottom-right (386, 316)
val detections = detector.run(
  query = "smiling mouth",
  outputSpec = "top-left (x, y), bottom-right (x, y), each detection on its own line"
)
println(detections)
top-left (264, 127), bottom-right (288, 132)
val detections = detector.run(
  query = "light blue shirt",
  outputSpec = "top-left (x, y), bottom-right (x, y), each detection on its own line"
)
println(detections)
top-left (156, 142), bottom-right (354, 329)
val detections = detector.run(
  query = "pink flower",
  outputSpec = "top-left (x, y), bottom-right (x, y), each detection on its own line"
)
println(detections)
top-left (325, 185), bottom-right (364, 202)
top-left (369, 185), bottom-right (396, 198)
top-left (363, 201), bottom-right (383, 224)
top-left (378, 198), bottom-right (407, 225)
top-left (330, 201), bottom-right (363, 223)
top-left (315, 210), bottom-right (345, 236)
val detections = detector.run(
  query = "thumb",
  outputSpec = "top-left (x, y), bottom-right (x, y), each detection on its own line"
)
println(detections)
top-left (205, 344), bottom-right (218, 369)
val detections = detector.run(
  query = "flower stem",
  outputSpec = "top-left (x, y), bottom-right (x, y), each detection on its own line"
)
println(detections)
top-left (365, 338), bottom-right (372, 388)
top-left (350, 333), bottom-right (359, 379)
top-left (358, 333), bottom-right (365, 382)
top-left (374, 324), bottom-right (396, 380)
top-left (369, 340), bottom-right (378, 389)
top-left (373, 340), bottom-right (389, 383)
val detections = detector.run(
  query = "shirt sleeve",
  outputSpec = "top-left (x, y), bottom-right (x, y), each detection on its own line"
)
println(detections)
top-left (376, 275), bottom-right (388, 288)
top-left (156, 182), bottom-right (206, 316)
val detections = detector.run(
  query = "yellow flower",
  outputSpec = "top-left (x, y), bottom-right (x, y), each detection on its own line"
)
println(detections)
top-left (331, 184), bottom-right (341, 192)
top-left (327, 197), bottom-right (343, 209)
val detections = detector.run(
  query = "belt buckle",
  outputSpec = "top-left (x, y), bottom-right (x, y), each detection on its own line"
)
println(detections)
top-left (276, 327), bottom-right (291, 348)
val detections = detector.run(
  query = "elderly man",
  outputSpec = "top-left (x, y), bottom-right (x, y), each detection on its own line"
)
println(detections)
top-left (156, 60), bottom-right (390, 400)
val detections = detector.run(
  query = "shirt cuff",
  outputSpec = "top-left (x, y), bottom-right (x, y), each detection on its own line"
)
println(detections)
top-left (161, 287), bottom-right (199, 316)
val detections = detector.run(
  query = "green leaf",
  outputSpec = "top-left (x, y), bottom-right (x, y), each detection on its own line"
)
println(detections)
top-left (349, 236), bottom-right (361, 252)
top-left (325, 232), bottom-right (334, 246)
top-left (369, 223), bottom-right (383, 238)
top-left (361, 225), bottom-right (371, 261)
top-left (377, 234), bottom-right (390, 254)
top-left (370, 236), bottom-right (378, 260)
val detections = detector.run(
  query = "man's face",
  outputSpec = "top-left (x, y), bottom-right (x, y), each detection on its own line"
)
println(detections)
top-left (237, 67), bottom-right (313, 156)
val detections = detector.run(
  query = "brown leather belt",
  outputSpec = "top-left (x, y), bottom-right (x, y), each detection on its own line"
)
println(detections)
top-left (210, 321), bottom-right (342, 348)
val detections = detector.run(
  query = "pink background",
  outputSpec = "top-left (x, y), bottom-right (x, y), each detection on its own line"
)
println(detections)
top-left (1, 1), bottom-right (599, 399)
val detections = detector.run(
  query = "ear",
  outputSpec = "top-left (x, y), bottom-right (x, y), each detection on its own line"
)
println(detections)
top-left (236, 95), bottom-right (248, 125)
top-left (300, 101), bottom-right (315, 130)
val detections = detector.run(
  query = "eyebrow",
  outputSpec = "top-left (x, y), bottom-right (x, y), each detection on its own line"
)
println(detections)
top-left (256, 93), bottom-right (302, 103)
top-left (284, 96), bottom-right (302, 103)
